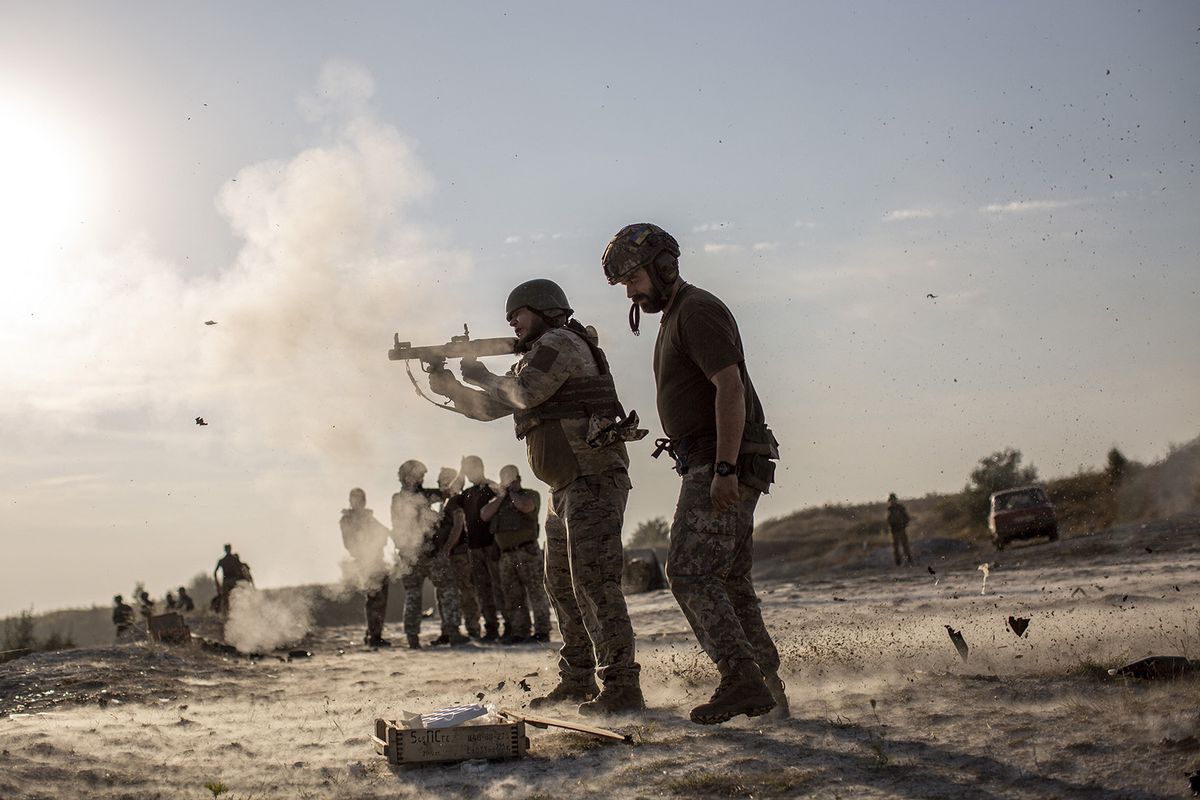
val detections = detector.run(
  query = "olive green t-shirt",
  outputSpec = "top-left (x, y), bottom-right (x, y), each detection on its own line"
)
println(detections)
top-left (653, 283), bottom-right (765, 468)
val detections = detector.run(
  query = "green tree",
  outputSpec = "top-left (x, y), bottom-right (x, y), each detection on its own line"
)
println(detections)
top-left (962, 448), bottom-right (1039, 522)
top-left (628, 517), bottom-right (669, 548)
top-left (2, 610), bottom-right (37, 652)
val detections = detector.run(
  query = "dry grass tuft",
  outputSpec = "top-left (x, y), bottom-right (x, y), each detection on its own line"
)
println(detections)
top-left (666, 766), bottom-right (817, 797)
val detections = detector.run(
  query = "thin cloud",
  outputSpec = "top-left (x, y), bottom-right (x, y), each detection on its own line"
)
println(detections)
top-left (883, 208), bottom-right (940, 222)
top-left (981, 199), bottom-right (1077, 214)
top-left (693, 221), bottom-right (732, 232)
top-left (504, 235), bottom-right (522, 244)
top-left (752, 242), bottom-right (779, 252)
top-left (703, 242), bottom-right (743, 254)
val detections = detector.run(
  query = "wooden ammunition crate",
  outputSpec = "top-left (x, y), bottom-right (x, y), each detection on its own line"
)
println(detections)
top-left (372, 718), bottom-right (529, 766)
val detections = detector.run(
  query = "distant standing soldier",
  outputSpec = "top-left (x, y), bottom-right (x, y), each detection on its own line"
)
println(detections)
top-left (137, 590), bottom-right (155, 623)
top-left (176, 586), bottom-right (195, 613)
top-left (456, 456), bottom-right (508, 642)
top-left (213, 544), bottom-right (250, 614)
top-left (603, 222), bottom-right (787, 724)
top-left (112, 595), bottom-right (135, 641)
top-left (340, 487), bottom-right (393, 647)
top-left (886, 493), bottom-right (913, 566)
top-left (481, 464), bottom-right (552, 644)
top-left (165, 591), bottom-right (177, 611)
top-left (393, 460), bottom-right (468, 649)
top-left (428, 278), bottom-right (646, 715)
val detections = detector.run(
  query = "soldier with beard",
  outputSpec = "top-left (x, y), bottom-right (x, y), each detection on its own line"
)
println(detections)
top-left (339, 487), bottom-right (392, 647)
top-left (427, 279), bottom-right (646, 716)
top-left (603, 222), bottom-right (788, 725)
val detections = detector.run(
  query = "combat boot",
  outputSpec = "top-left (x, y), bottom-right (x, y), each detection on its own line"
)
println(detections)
top-left (367, 636), bottom-right (391, 648)
top-left (529, 678), bottom-right (599, 710)
top-left (578, 684), bottom-right (646, 717)
top-left (407, 634), bottom-right (421, 650)
top-left (429, 631), bottom-right (471, 647)
top-left (763, 671), bottom-right (790, 720)
top-left (481, 626), bottom-right (498, 643)
top-left (689, 659), bottom-right (776, 725)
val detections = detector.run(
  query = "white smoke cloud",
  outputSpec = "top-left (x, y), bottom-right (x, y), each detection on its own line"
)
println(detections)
top-left (223, 584), bottom-right (311, 654)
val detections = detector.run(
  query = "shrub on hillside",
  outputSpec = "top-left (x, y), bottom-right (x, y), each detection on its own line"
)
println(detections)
top-left (961, 448), bottom-right (1039, 523)
top-left (629, 517), bottom-right (669, 549)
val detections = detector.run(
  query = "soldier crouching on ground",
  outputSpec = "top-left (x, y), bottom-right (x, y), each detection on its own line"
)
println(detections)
top-left (603, 222), bottom-right (789, 724)
top-left (112, 595), bottom-right (135, 642)
top-left (177, 586), bottom-right (195, 613)
top-left (481, 464), bottom-right (552, 644)
top-left (340, 487), bottom-right (393, 647)
top-left (393, 460), bottom-right (467, 650)
top-left (426, 278), bottom-right (647, 715)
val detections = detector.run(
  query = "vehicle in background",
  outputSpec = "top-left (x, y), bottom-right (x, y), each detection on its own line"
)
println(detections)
top-left (988, 486), bottom-right (1058, 550)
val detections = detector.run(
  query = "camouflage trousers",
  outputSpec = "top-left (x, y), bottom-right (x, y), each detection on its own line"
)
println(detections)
top-left (499, 541), bottom-right (552, 638)
top-left (546, 470), bottom-right (640, 688)
top-left (890, 526), bottom-right (913, 566)
top-left (364, 575), bottom-right (389, 640)
top-left (469, 545), bottom-right (509, 634)
top-left (401, 553), bottom-right (461, 636)
top-left (449, 550), bottom-right (481, 636)
top-left (666, 464), bottom-right (780, 674)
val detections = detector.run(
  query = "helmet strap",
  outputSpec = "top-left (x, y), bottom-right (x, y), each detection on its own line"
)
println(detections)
top-left (628, 302), bottom-right (641, 336)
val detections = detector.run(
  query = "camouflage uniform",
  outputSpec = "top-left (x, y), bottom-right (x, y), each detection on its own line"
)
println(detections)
top-left (401, 554), bottom-right (461, 636)
top-left (340, 505), bottom-right (391, 642)
top-left (449, 550), bottom-right (481, 636)
top-left (499, 542), bottom-right (551, 638)
top-left (493, 487), bottom-right (551, 639)
top-left (435, 323), bottom-right (641, 689)
top-left (394, 486), bottom-right (463, 637)
top-left (666, 464), bottom-right (780, 673)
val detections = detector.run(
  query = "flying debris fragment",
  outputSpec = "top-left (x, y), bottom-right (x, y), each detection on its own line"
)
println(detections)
top-left (204, 320), bottom-right (217, 325)
top-left (977, 563), bottom-right (990, 595)
top-left (1006, 616), bottom-right (1031, 637)
top-left (927, 566), bottom-right (936, 576)
top-left (518, 679), bottom-right (532, 693)
top-left (926, 293), bottom-right (938, 299)
top-left (195, 417), bottom-right (208, 426)
top-left (945, 625), bottom-right (969, 662)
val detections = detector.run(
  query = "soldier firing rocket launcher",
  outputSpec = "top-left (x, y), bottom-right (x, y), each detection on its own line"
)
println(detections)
top-left (388, 324), bottom-right (517, 371)
top-left (389, 325), bottom-right (517, 406)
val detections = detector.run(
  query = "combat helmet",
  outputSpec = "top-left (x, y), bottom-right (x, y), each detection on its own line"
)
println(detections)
top-left (506, 279), bottom-right (573, 321)
top-left (602, 223), bottom-right (680, 286)
top-left (397, 459), bottom-right (428, 485)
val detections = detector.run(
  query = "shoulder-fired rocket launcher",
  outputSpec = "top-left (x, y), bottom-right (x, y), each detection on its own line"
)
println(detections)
top-left (388, 324), bottom-right (516, 371)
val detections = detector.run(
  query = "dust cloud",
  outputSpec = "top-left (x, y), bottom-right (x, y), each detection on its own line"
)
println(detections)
top-left (222, 584), bottom-right (311, 654)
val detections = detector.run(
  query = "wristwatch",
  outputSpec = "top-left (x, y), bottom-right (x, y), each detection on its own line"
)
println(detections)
top-left (714, 461), bottom-right (739, 477)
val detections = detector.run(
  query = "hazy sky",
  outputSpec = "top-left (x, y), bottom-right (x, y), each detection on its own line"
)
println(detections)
top-left (1, 2), bottom-right (1197, 616)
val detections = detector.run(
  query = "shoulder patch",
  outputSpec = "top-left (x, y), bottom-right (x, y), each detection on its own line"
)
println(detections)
top-left (527, 344), bottom-right (561, 373)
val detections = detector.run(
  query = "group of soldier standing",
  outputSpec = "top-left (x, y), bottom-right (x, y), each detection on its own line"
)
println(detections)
top-left (386, 222), bottom-right (789, 726)
top-left (339, 456), bottom-right (552, 651)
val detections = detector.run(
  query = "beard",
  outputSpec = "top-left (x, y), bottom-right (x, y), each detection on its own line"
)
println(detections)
top-left (632, 291), bottom-right (668, 314)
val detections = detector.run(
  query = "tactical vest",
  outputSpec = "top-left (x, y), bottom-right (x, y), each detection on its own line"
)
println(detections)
top-left (511, 322), bottom-right (625, 439)
top-left (490, 495), bottom-right (539, 550)
top-left (512, 373), bottom-right (625, 439)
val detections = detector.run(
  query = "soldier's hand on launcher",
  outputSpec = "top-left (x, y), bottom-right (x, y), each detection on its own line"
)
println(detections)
top-left (459, 357), bottom-right (491, 384)
top-left (427, 367), bottom-right (460, 397)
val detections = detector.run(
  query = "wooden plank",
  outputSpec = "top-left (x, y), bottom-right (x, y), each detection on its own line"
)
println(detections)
top-left (498, 708), bottom-right (632, 743)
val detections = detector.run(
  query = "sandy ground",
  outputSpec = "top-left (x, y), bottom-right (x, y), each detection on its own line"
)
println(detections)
top-left (3, 523), bottom-right (1198, 799)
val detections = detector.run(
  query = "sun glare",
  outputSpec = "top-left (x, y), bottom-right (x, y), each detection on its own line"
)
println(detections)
top-left (0, 102), bottom-right (90, 264)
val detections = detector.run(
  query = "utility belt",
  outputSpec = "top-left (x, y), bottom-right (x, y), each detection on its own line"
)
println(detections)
top-left (651, 421), bottom-right (780, 493)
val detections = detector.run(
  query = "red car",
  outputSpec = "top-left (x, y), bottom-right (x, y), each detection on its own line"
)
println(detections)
top-left (988, 486), bottom-right (1058, 550)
